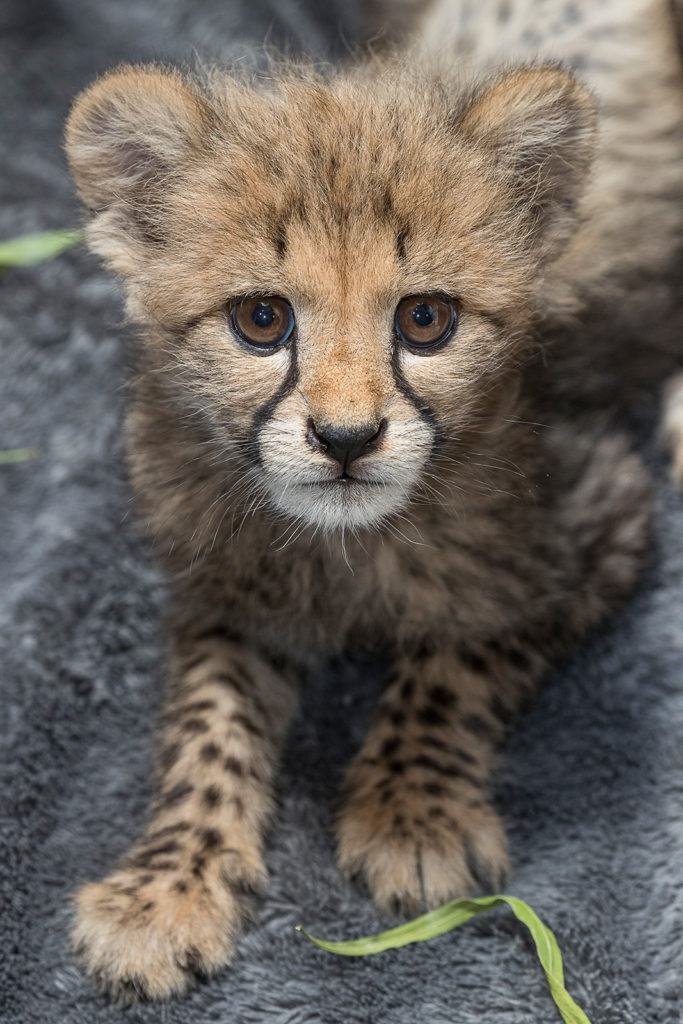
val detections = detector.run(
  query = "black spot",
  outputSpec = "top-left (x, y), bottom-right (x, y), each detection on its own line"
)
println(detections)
top-left (393, 812), bottom-right (405, 828)
top-left (199, 741), bottom-right (221, 763)
top-left (197, 827), bottom-right (223, 852)
top-left (202, 785), bottom-right (222, 809)
top-left (181, 717), bottom-right (210, 735)
top-left (178, 945), bottom-right (205, 973)
top-left (507, 647), bottom-right (532, 672)
top-left (412, 754), bottom-right (448, 774)
top-left (231, 713), bottom-right (263, 738)
top-left (191, 853), bottom-right (206, 878)
top-left (380, 787), bottom-right (395, 804)
top-left (418, 734), bottom-right (448, 752)
top-left (231, 796), bottom-right (245, 818)
top-left (159, 781), bottom-right (194, 808)
top-left (141, 901), bottom-right (155, 913)
top-left (412, 637), bottom-right (437, 660)
top-left (272, 219), bottom-right (288, 260)
top-left (427, 805), bottom-right (445, 819)
top-left (416, 705), bottom-right (447, 728)
top-left (454, 746), bottom-right (477, 766)
top-left (461, 714), bottom-right (494, 738)
top-left (376, 184), bottom-right (394, 220)
top-left (183, 699), bottom-right (217, 715)
top-left (380, 737), bottom-right (401, 759)
top-left (159, 742), bottom-right (182, 772)
top-left (214, 671), bottom-right (245, 696)
top-left (399, 678), bottom-right (414, 701)
top-left (458, 647), bottom-right (489, 674)
top-left (140, 859), bottom-right (178, 871)
top-left (396, 223), bottom-right (410, 263)
top-left (129, 839), bottom-right (182, 868)
top-left (180, 651), bottom-right (211, 674)
top-left (388, 759), bottom-right (405, 775)
top-left (489, 692), bottom-right (513, 725)
top-left (223, 756), bottom-right (244, 777)
top-left (174, 879), bottom-right (189, 894)
top-left (187, 625), bottom-right (241, 647)
top-left (389, 709), bottom-right (406, 728)
top-left (423, 781), bottom-right (448, 798)
top-left (146, 822), bottom-right (191, 843)
top-left (137, 873), bottom-right (155, 886)
top-left (427, 685), bottom-right (457, 709)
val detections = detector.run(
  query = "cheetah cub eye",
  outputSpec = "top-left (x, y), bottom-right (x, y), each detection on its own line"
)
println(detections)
top-left (395, 295), bottom-right (459, 352)
top-left (230, 296), bottom-right (295, 352)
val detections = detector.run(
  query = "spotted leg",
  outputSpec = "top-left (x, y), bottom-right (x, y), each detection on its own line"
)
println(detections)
top-left (72, 628), bottom-right (297, 1001)
top-left (337, 641), bottom-right (541, 915)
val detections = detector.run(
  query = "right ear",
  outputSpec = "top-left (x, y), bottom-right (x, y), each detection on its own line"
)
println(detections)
top-left (65, 66), bottom-right (213, 275)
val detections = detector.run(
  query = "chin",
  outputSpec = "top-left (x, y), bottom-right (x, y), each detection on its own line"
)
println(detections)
top-left (263, 475), bottom-right (412, 533)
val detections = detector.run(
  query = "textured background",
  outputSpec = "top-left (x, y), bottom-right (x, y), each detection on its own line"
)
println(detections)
top-left (1, 1), bottom-right (683, 1022)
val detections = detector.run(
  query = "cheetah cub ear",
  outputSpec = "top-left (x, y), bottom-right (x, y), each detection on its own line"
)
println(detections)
top-left (457, 65), bottom-right (597, 260)
top-left (65, 66), bottom-right (212, 277)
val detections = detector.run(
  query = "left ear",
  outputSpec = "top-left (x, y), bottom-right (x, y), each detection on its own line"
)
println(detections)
top-left (457, 66), bottom-right (597, 259)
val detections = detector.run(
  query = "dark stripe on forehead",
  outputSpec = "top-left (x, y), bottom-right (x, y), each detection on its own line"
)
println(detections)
top-left (390, 346), bottom-right (437, 433)
top-left (248, 341), bottom-right (299, 467)
top-left (396, 223), bottom-right (410, 264)
top-left (271, 218), bottom-right (288, 261)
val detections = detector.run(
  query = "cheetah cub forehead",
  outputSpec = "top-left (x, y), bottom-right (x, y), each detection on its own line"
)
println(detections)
top-left (66, 62), bottom-right (595, 532)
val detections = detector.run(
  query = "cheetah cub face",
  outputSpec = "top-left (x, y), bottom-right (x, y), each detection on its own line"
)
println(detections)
top-left (67, 63), bottom-right (595, 532)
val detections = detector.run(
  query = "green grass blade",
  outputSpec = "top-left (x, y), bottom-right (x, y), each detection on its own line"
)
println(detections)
top-left (297, 894), bottom-right (592, 1024)
top-left (0, 447), bottom-right (40, 464)
top-left (0, 229), bottom-right (83, 268)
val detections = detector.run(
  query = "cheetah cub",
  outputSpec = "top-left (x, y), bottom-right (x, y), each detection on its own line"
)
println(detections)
top-left (65, 1), bottom-right (683, 1001)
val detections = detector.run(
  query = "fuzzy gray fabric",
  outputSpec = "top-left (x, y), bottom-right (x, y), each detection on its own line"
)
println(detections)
top-left (2, 2), bottom-right (683, 1022)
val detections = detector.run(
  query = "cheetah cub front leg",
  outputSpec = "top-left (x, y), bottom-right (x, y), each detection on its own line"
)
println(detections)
top-left (338, 645), bottom-right (534, 915)
top-left (72, 630), bottom-right (297, 1001)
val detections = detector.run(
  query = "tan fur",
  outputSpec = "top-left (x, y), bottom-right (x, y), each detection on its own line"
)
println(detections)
top-left (62, 2), bottom-right (680, 1001)
top-left (662, 372), bottom-right (683, 486)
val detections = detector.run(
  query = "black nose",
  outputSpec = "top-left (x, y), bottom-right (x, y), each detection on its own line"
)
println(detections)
top-left (306, 418), bottom-right (387, 470)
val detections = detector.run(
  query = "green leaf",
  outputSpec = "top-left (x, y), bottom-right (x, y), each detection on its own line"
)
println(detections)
top-left (297, 894), bottom-right (593, 1024)
top-left (0, 229), bottom-right (83, 268)
top-left (0, 447), bottom-right (40, 464)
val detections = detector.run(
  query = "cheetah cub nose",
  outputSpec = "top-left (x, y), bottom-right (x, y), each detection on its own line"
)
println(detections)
top-left (306, 418), bottom-right (387, 471)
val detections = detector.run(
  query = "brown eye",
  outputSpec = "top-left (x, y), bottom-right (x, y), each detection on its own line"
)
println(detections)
top-left (230, 296), bottom-right (294, 351)
top-left (395, 295), bottom-right (457, 351)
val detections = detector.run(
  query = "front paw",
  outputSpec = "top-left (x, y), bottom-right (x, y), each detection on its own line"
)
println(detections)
top-left (337, 784), bottom-right (509, 916)
top-left (72, 853), bottom-right (266, 1002)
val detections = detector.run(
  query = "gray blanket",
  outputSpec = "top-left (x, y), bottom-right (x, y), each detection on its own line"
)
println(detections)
top-left (2, 2), bottom-right (682, 1021)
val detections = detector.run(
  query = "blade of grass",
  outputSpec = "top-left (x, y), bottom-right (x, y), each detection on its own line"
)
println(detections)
top-left (0, 447), bottom-right (40, 464)
top-left (0, 229), bottom-right (83, 268)
top-left (298, 894), bottom-right (592, 1024)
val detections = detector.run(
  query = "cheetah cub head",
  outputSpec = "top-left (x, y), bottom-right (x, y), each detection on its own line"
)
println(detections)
top-left (66, 61), bottom-right (595, 533)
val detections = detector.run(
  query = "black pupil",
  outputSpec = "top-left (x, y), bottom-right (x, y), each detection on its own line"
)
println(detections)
top-left (412, 303), bottom-right (435, 328)
top-left (252, 303), bottom-right (275, 329)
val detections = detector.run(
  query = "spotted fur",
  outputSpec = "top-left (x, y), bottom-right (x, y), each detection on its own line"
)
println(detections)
top-left (63, 0), bottom-right (682, 1002)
